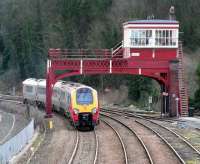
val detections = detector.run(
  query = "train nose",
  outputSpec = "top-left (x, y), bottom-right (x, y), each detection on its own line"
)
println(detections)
top-left (78, 113), bottom-right (93, 126)
top-left (82, 113), bottom-right (89, 120)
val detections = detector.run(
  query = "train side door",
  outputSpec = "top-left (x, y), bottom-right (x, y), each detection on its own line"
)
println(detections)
top-left (65, 92), bottom-right (71, 117)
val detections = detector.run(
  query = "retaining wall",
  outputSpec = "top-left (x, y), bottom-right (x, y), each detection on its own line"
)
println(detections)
top-left (0, 119), bottom-right (34, 164)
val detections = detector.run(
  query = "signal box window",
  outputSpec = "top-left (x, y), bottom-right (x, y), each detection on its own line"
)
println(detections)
top-left (155, 30), bottom-right (177, 47)
top-left (130, 30), bottom-right (153, 47)
top-left (128, 29), bottom-right (178, 48)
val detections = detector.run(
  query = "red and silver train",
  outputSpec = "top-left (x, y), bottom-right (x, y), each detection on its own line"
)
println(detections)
top-left (22, 78), bottom-right (100, 129)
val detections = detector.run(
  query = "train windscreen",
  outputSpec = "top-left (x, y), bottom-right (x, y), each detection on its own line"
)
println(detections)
top-left (76, 88), bottom-right (93, 104)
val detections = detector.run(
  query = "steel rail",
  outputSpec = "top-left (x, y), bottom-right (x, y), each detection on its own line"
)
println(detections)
top-left (135, 120), bottom-right (185, 164)
top-left (103, 107), bottom-right (200, 154)
top-left (67, 130), bottom-right (79, 164)
top-left (0, 112), bottom-right (16, 144)
top-left (101, 108), bottom-right (200, 163)
top-left (93, 130), bottom-right (99, 164)
top-left (26, 125), bottom-right (46, 164)
top-left (121, 111), bottom-right (200, 156)
top-left (101, 108), bottom-right (160, 119)
top-left (102, 109), bottom-right (185, 163)
top-left (0, 98), bottom-right (22, 104)
top-left (0, 94), bottom-right (47, 164)
top-left (101, 113), bottom-right (154, 164)
top-left (0, 94), bottom-right (23, 101)
top-left (67, 129), bottom-right (98, 164)
top-left (195, 128), bottom-right (200, 131)
top-left (101, 119), bottom-right (128, 164)
top-left (147, 120), bottom-right (200, 155)
top-left (0, 93), bottom-right (22, 98)
top-left (101, 108), bottom-right (162, 120)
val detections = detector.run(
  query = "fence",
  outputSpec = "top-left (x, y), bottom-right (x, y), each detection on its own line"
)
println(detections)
top-left (0, 119), bottom-right (34, 164)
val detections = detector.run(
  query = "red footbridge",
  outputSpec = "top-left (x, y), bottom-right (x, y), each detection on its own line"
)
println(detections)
top-left (45, 19), bottom-right (188, 118)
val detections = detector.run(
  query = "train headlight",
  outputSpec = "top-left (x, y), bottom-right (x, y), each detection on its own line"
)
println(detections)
top-left (74, 109), bottom-right (79, 115)
top-left (92, 108), bottom-right (97, 114)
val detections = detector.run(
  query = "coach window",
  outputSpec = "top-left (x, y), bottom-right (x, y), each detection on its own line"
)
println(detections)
top-left (26, 86), bottom-right (33, 93)
top-left (66, 93), bottom-right (71, 107)
top-left (53, 89), bottom-right (59, 97)
top-left (60, 91), bottom-right (65, 102)
top-left (38, 87), bottom-right (45, 95)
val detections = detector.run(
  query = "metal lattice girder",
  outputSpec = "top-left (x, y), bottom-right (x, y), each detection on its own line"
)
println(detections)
top-left (49, 49), bottom-right (113, 59)
top-left (45, 46), bottom-right (184, 117)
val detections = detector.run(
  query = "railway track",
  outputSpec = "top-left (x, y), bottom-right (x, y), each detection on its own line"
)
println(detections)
top-left (64, 130), bottom-right (79, 164)
top-left (2, 95), bottom-right (199, 163)
top-left (196, 128), bottom-right (200, 132)
top-left (135, 119), bottom-right (200, 163)
top-left (101, 108), bottom-right (200, 164)
top-left (67, 129), bottom-right (98, 164)
top-left (0, 94), bottom-right (23, 102)
top-left (0, 94), bottom-right (99, 164)
top-left (195, 127), bottom-right (200, 131)
top-left (101, 119), bottom-right (128, 164)
top-left (0, 94), bottom-right (100, 164)
top-left (101, 107), bottom-right (177, 122)
top-left (101, 113), bottom-right (153, 164)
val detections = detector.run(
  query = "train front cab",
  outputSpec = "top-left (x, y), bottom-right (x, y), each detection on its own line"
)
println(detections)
top-left (71, 87), bottom-right (99, 129)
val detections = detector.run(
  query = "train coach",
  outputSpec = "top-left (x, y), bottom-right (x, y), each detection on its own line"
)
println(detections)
top-left (22, 78), bottom-right (100, 130)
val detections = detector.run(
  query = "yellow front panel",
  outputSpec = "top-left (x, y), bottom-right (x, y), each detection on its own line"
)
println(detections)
top-left (71, 89), bottom-right (98, 113)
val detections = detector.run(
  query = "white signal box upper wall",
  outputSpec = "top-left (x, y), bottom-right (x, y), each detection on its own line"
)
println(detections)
top-left (123, 20), bottom-right (179, 48)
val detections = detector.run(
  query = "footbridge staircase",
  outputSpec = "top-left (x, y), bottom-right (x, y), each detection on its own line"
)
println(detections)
top-left (178, 42), bottom-right (189, 116)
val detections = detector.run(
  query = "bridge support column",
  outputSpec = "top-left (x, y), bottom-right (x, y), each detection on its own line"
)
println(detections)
top-left (46, 73), bottom-right (53, 118)
top-left (161, 84), bottom-right (169, 116)
top-left (45, 69), bottom-right (54, 130)
top-left (169, 60), bottom-right (179, 117)
top-left (45, 58), bottom-right (55, 119)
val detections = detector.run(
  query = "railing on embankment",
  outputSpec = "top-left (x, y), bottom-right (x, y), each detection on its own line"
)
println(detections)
top-left (0, 119), bottom-right (34, 164)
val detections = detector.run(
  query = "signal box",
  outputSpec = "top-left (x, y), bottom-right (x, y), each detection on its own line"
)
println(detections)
top-left (123, 20), bottom-right (179, 60)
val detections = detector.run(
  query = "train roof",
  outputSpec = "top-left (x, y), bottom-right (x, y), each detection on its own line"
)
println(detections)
top-left (54, 80), bottom-right (63, 88)
top-left (23, 78), bottom-right (96, 92)
top-left (22, 78), bottom-right (38, 86)
top-left (37, 79), bottom-right (46, 87)
top-left (59, 81), bottom-right (94, 92)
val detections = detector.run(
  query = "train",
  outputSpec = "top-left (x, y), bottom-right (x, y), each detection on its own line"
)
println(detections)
top-left (22, 78), bottom-right (100, 130)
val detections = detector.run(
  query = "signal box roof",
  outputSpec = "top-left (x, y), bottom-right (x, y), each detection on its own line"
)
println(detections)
top-left (123, 19), bottom-right (179, 28)
top-left (124, 19), bottom-right (179, 25)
